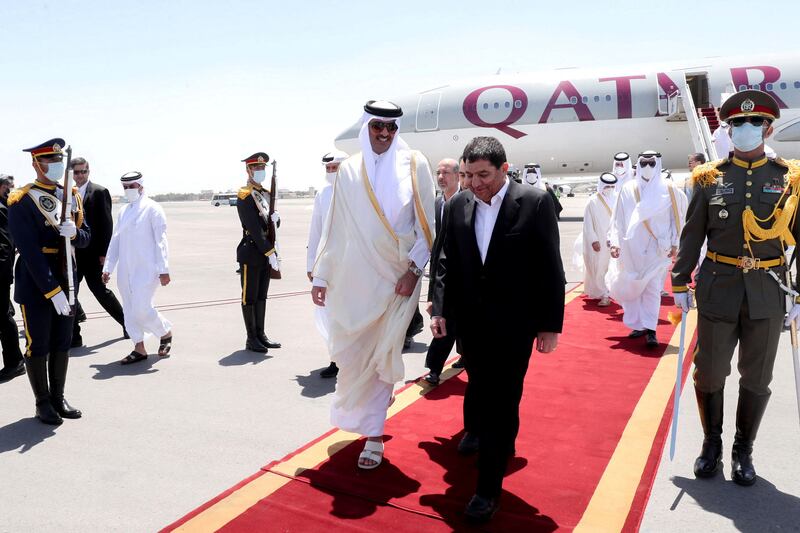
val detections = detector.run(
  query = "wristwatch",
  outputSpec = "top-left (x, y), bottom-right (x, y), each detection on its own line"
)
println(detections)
top-left (408, 262), bottom-right (423, 277)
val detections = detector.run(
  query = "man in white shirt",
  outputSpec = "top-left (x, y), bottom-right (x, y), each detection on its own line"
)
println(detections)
top-left (311, 100), bottom-right (435, 470)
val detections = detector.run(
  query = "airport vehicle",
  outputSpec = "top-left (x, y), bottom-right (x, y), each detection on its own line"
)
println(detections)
top-left (211, 193), bottom-right (238, 206)
top-left (335, 53), bottom-right (800, 191)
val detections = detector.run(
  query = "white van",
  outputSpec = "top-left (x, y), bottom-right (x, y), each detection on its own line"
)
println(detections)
top-left (211, 193), bottom-right (238, 206)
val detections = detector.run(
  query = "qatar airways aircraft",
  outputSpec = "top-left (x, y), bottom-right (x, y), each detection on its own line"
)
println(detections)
top-left (334, 53), bottom-right (800, 190)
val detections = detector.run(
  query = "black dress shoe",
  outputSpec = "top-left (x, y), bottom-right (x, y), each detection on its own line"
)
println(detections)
top-left (246, 339), bottom-right (268, 353)
top-left (458, 432), bottom-right (480, 455)
top-left (320, 362), bottom-right (339, 378)
top-left (645, 330), bottom-right (659, 347)
top-left (452, 357), bottom-right (465, 369)
top-left (0, 362), bottom-right (25, 383)
top-left (263, 338), bottom-right (281, 349)
top-left (424, 371), bottom-right (440, 385)
top-left (51, 397), bottom-right (82, 419)
top-left (731, 447), bottom-right (757, 486)
top-left (70, 335), bottom-right (83, 348)
top-left (464, 494), bottom-right (499, 523)
top-left (628, 329), bottom-right (646, 338)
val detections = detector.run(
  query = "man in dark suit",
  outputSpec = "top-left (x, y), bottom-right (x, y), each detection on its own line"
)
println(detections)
top-left (71, 158), bottom-right (126, 346)
top-left (431, 136), bottom-right (565, 522)
top-left (423, 158), bottom-right (462, 385)
top-left (0, 174), bottom-right (24, 383)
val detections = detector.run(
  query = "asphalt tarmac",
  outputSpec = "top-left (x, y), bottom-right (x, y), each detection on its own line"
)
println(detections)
top-left (0, 196), bottom-right (797, 532)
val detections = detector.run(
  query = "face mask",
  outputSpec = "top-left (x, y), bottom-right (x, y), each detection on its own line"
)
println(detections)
top-left (601, 186), bottom-right (615, 196)
top-left (325, 172), bottom-right (337, 184)
top-left (44, 161), bottom-right (64, 182)
top-left (124, 188), bottom-right (141, 202)
top-left (639, 165), bottom-right (656, 180)
top-left (730, 123), bottom-right (764, 152)
top-left (252, 169), bottom-right (266, 184)
top-left (613, 165), bottom-right (626, 176)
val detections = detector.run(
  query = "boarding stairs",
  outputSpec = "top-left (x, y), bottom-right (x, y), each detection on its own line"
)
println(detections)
top-left (658, 80), bottom-right (719, 161)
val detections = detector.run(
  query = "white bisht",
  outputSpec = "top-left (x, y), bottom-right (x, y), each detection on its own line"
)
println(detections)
top-left (607, 153), bottom-right (687, 330)
top-left (575, 173), bottom-right (617, 299)
top-left (313, 142), bottom-right (435, 435)
top-left (103, 191), bottom-right (172, 343)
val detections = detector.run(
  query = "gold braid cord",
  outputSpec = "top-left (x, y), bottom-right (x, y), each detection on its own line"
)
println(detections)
top-left (690, 159), bottom-right (726, 188)
top-left (742, 159), bottom-right (800, 253)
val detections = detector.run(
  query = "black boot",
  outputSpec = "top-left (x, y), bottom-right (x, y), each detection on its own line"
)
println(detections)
top-left (49, 351), bottom-right (81, 419)
top-left (242, 305), bottom-right (268, 353)
top-left (693, 387), bottom-right (723, 478)
top-left (25, 357), bottom-right (62, 425)
top-left (731, 388), bottom-right (770, 487)
top-left (255, 300), bottom-right (281, 349)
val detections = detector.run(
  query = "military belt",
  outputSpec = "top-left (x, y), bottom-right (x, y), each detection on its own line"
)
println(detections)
top-left (41, 247), bottom-right (59, 254)
top-left (706, 251), bottom-right (785, 271)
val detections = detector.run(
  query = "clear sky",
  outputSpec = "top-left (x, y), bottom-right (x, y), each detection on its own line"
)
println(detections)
top-left (1, 0), bottom-right (798, 194)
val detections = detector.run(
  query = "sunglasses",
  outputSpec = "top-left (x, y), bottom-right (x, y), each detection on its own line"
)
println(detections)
top-left (73, 170), bottom-right (89, 175)
top-left (730, 116), bottom-right (770, 127)
top-left (639, 159), bottom-right (656, 167)
top-left (369, 121), bottom-right (398, 132)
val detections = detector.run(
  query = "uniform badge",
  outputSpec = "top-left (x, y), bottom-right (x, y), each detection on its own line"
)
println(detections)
top-left (718, 208), bottom-right (729, 220)
top-left (39, 196), bottom-right (56, 212)
top-left (53, 142), bottom-right (62, 152)
top-left (762, 184), bottom-right (784, 194)
top-left (740, 99), bottom-right (755, 113)
top-left (258, 156), bottom-right (265, 163)
top-left (714, 185), bottom-right (735, 195)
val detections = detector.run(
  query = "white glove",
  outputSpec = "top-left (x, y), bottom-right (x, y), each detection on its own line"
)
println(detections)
top-left (51, 291), bottom-right (71, 316)
top-left (786, 303), bottom-right (800, 327)
top-left (59, 220), bottom-right (77, 238)
top-left (268, 253), bottom-right (279, 271)
top-left (270, 212), bottom-right (280, 224)
top-left (673, 292), bottom-right (693, 313)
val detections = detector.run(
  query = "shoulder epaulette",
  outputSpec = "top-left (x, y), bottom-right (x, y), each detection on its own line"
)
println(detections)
top-left (7, 184), bottom-right (33, 206)
top-left (690, 158), bottom-right (727, 188)
top-left (776, 158), bottom-right (800, 188)
top-left (237, 186), bottom-right (253, 200)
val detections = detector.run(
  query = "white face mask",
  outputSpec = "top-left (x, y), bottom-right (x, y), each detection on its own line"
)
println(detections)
top-left (730, 123), bottom-right (765, 152)
top-left (613, 164), bottom-right (627, 176)
top-left (252, 169), bottom-right (266, 184)
top-left (44, 161), bottom-right (64, 182)
top-left (325, 172), bottom-right (337, 184)
top-left (639, 165), bottom-right (656, 180)
top-left (601, 185), bottom-right (616, 196)
top-left (124, 188), bottom-right (141, 202)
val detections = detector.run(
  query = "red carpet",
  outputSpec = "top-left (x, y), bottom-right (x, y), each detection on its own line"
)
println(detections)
top-left (165, 288), bottom-right (697, 532)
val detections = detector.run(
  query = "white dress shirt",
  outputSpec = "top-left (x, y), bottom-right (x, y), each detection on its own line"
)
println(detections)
top-left (78, 181), bottom-right (89, 201)
top-left (474, 178), bottom-right (509, 264)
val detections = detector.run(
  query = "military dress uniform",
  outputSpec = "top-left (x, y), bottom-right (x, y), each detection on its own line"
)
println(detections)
top-left (8, 138), bottom-right (90, 425)
top-left (672, 91), bottom-right (800, 485)
top-left (237, 152), bottom-right (281, 353)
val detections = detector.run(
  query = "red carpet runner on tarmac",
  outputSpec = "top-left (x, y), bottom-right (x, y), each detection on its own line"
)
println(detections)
top-left (164, 285), bottom-right (698, 532)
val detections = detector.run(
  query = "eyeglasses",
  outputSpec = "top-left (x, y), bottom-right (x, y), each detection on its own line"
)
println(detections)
top-left (639, 159), bottom-right (656, 167)
top-left (730, 116), bottom-right (769, 127)
top-left (369, 121), bottom-right (398, 133)
top-left (73, 170), bottom-right (89, 175)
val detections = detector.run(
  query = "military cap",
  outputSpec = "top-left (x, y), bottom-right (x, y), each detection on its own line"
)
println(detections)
top-left (120, 171), bottom-right (143, 182)
top-left (364, 100), bottom-right (403, 118)
top-left (242, 152), bottom-right (270, 165)
top-left (599, 172), bottom-right (618, 184)
top-left (23, 138), bottom-right (65, 158)
top-left (614, 152), bottom-right (630, 161)
top-left (719, 89), bottom-right (780, 122)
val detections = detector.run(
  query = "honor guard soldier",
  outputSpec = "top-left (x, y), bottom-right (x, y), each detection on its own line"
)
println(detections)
top-left (8, 138), bottom-right (90, 425)
top-left (672, 90), bottom-right (800, 485)
top-left (237, 152), bottom-right (281, 352)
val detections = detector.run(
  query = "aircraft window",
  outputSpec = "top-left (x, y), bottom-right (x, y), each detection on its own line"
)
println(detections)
top-left (570, 96), bottom-right (578, 104)
top-left (594, 95), bottom-right (600, 102)
top-left (795, 81), bottom-right (800, 88)
top-left (493, 102), bottom-right (500, 109)
top-left (514, 100), bottom-right (523, 108)
top-left (582, 96), bottom-right (589, 103)
top-left (505, 101), bottom-right (510, 108)
top-left (483, 103), bottom-right (489, 110)
top-left (739, 85), bottom-right (748, 90)
top-left (781, 82), bottom-right (787, 90)
top-left (605, 95), bottom-right (611, 101)
top-left (766, 83), bottom-right (773, 91)
top-left (753, 84), bottom-right (761, 90)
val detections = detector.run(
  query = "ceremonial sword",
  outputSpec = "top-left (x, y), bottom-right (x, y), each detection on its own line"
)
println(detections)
top-left (60, 146), bottom-right (76, 307)
top-left (774, 268), bottom-right (800, 432)
top-left (669, 305), bottom-right (688, 461)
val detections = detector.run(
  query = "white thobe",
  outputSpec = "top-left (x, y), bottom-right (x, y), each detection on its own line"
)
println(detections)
top-left (581, 193), bottom-right (614, 299)
top-left (312, 150), bottom-right (435, 437)
top-left (103, 195), bottom-right (172, 343)
top-left (307, 183), bottom-right (334, 340)
top-left (608, 180), bottom-right (687, 331)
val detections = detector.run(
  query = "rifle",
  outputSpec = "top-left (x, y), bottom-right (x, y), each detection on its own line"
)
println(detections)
top-left (60, 146), bottom-right (76, 306)
top-left (267, 161), bottom-right (281, 280)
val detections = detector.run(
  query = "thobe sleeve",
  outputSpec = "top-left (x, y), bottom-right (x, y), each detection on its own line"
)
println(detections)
top-left (306, 192), bottom-right (324, 274)
top-left (312, 177), bottom-right (341, 289)
top-left (583, 201), bottom-right (597, 244)
top-left (608, 189), bottom-right (626, 248)
top-left (672, 182), bottom-right (707, 292)
top-left (150, 204), bottom-right (169, 274)
top-left (408, 154), bottom-right (436, 269)
top-left (102, 210), bottom-right (121, 275)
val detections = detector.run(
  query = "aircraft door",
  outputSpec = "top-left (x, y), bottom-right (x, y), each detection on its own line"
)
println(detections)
top-left (416, 92), bottom-right (441, 132)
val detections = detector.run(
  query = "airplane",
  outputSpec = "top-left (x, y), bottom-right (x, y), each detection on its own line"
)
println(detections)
top-left (334, 53), bottom-right (800, 192)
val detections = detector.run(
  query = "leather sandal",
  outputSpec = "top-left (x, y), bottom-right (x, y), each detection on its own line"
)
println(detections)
top-left (121, 351), bottom-right (147, 365)
top-left (158, 335), bottom-right (172, 357)
top-left (358, 440), bottom-right (384, 470)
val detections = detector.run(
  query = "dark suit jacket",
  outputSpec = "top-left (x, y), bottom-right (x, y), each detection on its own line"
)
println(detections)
top-left (77, 181), bottom-right (114, 261)
top-left (427, 193), bottom-right (446, 302)
top-left (0, 199), bottom-right (14, 283)
top-left (432, 180), bottom-right (565, 345)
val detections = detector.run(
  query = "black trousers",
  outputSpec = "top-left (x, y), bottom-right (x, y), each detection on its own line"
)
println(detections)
top-left (425, 330), bottom-right (460, 374)
top-left (0, 281), bottom-right (22, 368)
top-left (73, 255), bottom-right (125, 337)
top-left (462, 333), bottom-right (535, 498)
top-left (20, 298), bottom-right (75, 358)
top-left (240, 262), bottom-right (270, 304)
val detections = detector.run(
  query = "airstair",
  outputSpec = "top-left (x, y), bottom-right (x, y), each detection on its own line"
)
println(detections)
top-left (658, 75), bottom-right (719, 161)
